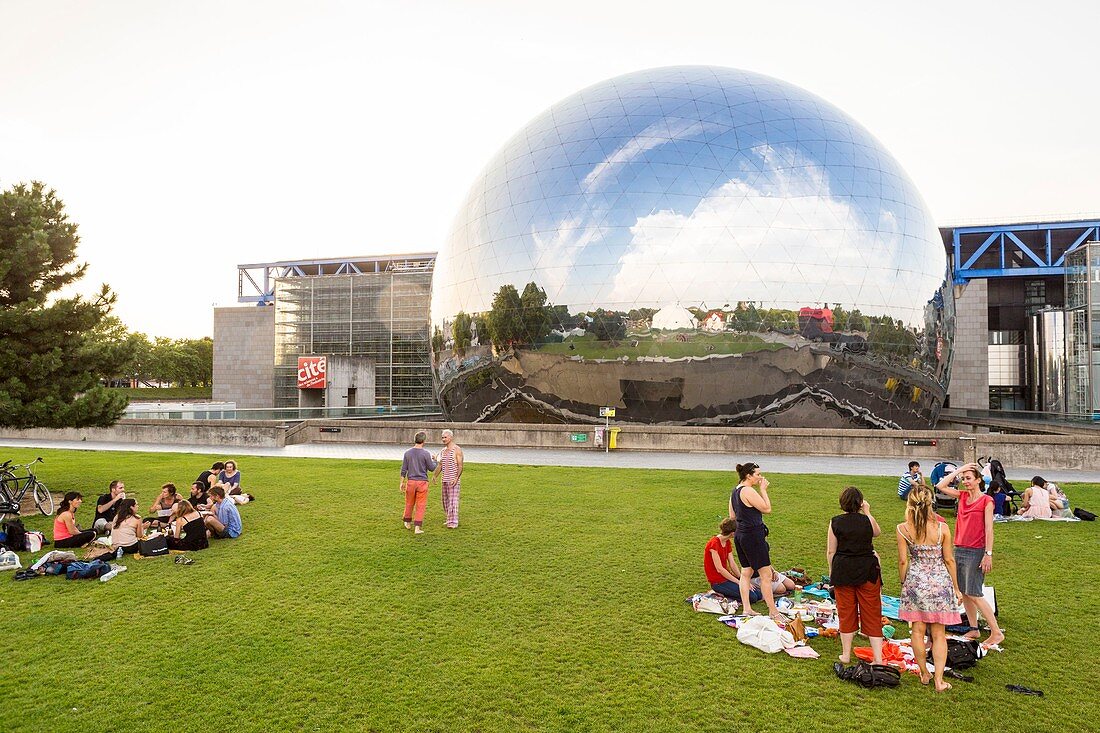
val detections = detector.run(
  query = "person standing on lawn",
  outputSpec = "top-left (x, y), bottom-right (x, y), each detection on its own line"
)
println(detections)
top-left (433, 429), bottom-right (464, 529)
top-left (936, 462), bottom-right (1005, 649)
top-left (400, 431), bottom-right (437, 535)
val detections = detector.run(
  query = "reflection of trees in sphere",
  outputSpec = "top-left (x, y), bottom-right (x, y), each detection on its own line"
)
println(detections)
top-left (431, 66), bottom-right (953, 428)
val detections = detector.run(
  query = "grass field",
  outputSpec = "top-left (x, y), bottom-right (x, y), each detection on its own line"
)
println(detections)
top-left (2, 448), bottom-right (1098, 732)
top-left (537, 332), bottom-right (784, 359)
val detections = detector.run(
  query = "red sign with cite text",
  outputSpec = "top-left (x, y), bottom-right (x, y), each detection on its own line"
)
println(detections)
top-left (297, 356), bottom-right (327, 389)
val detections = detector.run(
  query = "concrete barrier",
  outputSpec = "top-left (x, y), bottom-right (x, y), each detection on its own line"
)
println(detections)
top-left (2, 418), bottom-right (1098, 470)
top-left (0, 419), bottom-right (288, 449)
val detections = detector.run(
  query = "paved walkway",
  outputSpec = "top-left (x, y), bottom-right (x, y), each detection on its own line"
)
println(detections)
top-left (2, 437), bottom-right (1098, 482)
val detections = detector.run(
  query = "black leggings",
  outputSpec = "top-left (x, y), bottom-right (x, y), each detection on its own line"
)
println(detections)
top-left (54, 530), bottom-right (96, 548)
top-left (117, 542), bottom-right (141, 555)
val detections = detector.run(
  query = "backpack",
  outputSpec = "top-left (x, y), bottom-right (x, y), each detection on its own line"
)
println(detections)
top-left (1, 519), bottom-right (26, 553)
top-left (835, 661), bottom-right (901, 688)
top-left (937, 639), bottom-right (984, 669)
top-left (65, 560), bottom-right (111, 580)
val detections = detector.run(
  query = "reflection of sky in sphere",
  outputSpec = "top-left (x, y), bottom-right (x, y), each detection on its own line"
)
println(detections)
top-left (435, 66), bottom-right (945, 325)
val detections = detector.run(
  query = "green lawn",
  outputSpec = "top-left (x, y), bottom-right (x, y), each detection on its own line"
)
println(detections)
top-left (2, 448), bottom-right (1098, 732)
top-left (537, 332), bottom-right (784, 359)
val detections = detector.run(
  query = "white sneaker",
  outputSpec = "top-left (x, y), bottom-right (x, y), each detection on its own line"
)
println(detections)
top-left (403, 521), bottom-right (412, 529)
top-left (100, 564), bottom-right (128, 582)
top-left (414, 527), bottom-right (424, 535)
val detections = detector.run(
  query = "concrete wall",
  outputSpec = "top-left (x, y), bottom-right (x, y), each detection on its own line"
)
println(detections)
top-left (949, 279), bottom-right (989, 409)
top-left (0, 420), bottom-right (287, 448)
top-left (5, 418), bottom-right (1100, 471)
top-left (213, 306), bottom-right (276, 408)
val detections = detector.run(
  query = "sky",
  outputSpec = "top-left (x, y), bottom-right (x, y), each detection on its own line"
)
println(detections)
top-left (2, 0), bottom-right (1098, 338)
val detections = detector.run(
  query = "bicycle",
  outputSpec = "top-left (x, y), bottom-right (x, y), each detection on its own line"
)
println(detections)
top-left (0, 457), bottom-right (54, 517)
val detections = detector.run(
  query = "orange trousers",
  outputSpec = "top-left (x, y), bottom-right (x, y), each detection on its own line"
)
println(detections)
top-left (403, 480), bottom-right (429, 527)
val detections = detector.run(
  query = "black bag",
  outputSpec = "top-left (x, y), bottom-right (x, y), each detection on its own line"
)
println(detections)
top-left (1, 519), bottom-right (26, 553)
top-left (835, 661), bottom-right (901, 688)
top-left (937, 639), bottom-right (983, 669)
top-left (1073, 507), bottom-right (1096, 521)
top-left (139, 535), bottom-right (169, 557)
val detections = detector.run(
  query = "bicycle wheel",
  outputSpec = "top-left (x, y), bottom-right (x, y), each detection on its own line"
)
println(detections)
top-left (33, 481), bottom-right (55, 515)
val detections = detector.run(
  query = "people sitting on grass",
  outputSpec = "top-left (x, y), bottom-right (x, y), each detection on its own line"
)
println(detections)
top-left (203, 486), bottom-right (242, 540)
top-left (93, 480), bottom-right (127, 534)
top-left (704, 518), bottom-right (742, 600)
top-left (751, 570), bottom-right (795, 600)
top-left (897, 461), bottom-right (923, 500)
top-left (110, 499), bottom-right (144, 555)
top-left (728, 461), bottom-right (782, 622)
top-left (1018, 476), bottom-right (1053, 519)
top-left (145, 483), bottom-right (182, 529)
top-left (197, 461), bottom-right (224, 490)
top-left (827, 486), bottom-right (883, 666)
top-left (53, 492), bottom-right (96, 548)
top-left (168, 500), bottom-right (209, 551)
top-left (221, 459), bottom-right (249, 498)
top-left (1048, 482), bottom-right (1072, 518)
top-left (188, 481), bottom-right (210, 511)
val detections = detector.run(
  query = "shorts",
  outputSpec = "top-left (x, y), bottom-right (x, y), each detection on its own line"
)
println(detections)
top-left (954, 546), bottom-right (986, 597)
top-left (734, 527), bottom-right (771, 571)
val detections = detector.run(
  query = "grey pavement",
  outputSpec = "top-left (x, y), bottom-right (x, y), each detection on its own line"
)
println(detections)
top-left (2, 437), bottom-right (1098, 483)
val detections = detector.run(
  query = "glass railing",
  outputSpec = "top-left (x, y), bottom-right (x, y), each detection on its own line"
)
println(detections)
top-left (121, 405), bottom-right (443, 422)
top-left (939, 407), bottom-right (1100, 425)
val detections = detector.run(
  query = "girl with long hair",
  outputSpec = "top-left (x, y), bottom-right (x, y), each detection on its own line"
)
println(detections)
top-left (167, 500), bottom-right (209, 552)
top-left (110, 498), bottom-right (144, 554)
top-left (896, 485), bottom-right (962, 692)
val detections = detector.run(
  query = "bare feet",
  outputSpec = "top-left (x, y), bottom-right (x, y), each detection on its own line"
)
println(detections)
top-left (743, 608), bottom-right (762, 617)
top-left (934, 680), bottom-right (953, 693)
top-left (919, 667), bottom-right (931, 685)
top-left (963, 629), bottom-right (982, 640)
top-left (982, 631), bottom-right (1005, 649)
top-left (769, 612), bottom-right (786, 625)
top-left (838, 654), bottom-right (850, 664)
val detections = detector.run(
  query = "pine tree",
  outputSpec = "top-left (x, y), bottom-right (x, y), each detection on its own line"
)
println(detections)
top-left (0, 182), bottom-right (129, 427)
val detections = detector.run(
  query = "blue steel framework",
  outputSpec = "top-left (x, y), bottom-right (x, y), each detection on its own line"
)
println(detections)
top-left (238, 254), bottom-right (436, 304)
top-left (950, 219), bottom-right (1100, 283)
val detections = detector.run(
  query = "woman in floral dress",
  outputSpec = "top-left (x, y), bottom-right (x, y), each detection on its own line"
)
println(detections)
top-left (896, 485), bottom-right (962, 692)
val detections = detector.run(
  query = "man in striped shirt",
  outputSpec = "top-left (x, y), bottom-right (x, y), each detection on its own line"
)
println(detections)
top-left (897, 461), bottom-right (922, 500)
top-left (433, 429), bottom-right (464, 529)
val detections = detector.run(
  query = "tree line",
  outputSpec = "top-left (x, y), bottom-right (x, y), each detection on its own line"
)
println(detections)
top-left (0, 182), bottom-right (211, 429)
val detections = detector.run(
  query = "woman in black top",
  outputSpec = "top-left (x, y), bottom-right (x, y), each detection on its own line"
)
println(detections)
top-left (167, 500), bottom-right (209, 552)
top-left (728, 462), bottom-right (782, 621)
top-left (826, 486), bottom-right (883, 665)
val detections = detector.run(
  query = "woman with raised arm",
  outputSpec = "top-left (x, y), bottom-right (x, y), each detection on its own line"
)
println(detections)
top-left (936, 462), bottom-right (1004, 649)
top-left (827, 486), bottom-right (883, 666)
top-left (728, 462), bottom-right (781, 621)
top-left (897, 485), bottom-right (962, 692)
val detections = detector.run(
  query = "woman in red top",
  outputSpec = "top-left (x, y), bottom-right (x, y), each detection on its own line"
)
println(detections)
top-left (936, 462), bottom-right (1004, 649)
top-left (53, 492), bottom-right (96, 548)
top-left (704, 517), bottom-right (744, 601)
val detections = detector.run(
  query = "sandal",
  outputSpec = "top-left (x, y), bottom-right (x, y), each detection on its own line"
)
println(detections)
top-left (1006, 685), bottom-right (1043, 696)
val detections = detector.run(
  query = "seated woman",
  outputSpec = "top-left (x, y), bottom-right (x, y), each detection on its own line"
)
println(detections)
top-left (751, 570), bottom-right (796, 599)
top-left (1048, 483), bottom-right (1072, 518)
top-left (145, 483), bottom-right (182, 528)
top-left (110, 499), bottom-right (144, 554)
top-left (1018, 476), bottom-right (1053, 519)
top-left (53, 492), bottom-right (96, 548)
top-left (704, 517), bottom-right (746, 601)
top-left (167, 500), bottom-right (209, 552)
top-left (218, 460), bottom-right (254, 504)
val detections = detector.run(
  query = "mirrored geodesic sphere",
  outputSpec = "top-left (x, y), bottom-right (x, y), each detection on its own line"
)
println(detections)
top-left (431, 66), bottom-right (954, 428)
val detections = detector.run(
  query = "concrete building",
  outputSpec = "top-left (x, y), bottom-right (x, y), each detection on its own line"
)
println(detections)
top-left (941, 218), bottom-right (1100, 413)
top-left (213, 254), bottom-right (436, 411)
